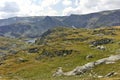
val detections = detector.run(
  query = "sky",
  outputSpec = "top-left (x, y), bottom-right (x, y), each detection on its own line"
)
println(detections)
top-left (0, 0), bottom-right (120, 19)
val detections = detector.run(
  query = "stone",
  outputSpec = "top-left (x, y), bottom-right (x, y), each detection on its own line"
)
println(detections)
top-left (105, 62), bottom-right (115, 64)
top-left (28, 47), bottom-right (39, 53)
top-left (91, 38), bottom-right (113, 46)
top-left (96, 45), bottom-right (106, 50)
top-left (55, 50), bottom-right (73, 57)
top-left (53, 67), bottom-right (63, 76)
top-left (97, 76), bottom-right (104, 78)
top-left (17, 58), bottom-right (28, 63)
top-left (86, 55), bottom-right (94, 60)
top-left (36, 49), bottom-right (73, 60)
top-left (9, 50), bottom-right (18, 54)
top-left (105, 71), bottom-right (116, 77)
top-left (89, 45), bottom-right (95, 47)
top-left (53, 54), bottom-right (120, 76)
top-left (0, 62), bottom-right (4, 65)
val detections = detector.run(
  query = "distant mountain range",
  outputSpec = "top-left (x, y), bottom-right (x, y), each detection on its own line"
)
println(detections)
top-left (0, 9), bottom-right (120, 38)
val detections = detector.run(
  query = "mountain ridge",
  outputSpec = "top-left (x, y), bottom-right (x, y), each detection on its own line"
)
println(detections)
top-left (0, 9), bottom-right (120, 38)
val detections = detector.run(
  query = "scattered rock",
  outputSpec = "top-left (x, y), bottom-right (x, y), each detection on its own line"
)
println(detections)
top-left (105, 62), bottom-right (115, 64)
top-left (0, 62), bottom-right (4, 65)
top-left (9, 50), bottom-right (18, 54)
top-left (105, 71), bottom-right (116, 77)
top-left (55, 50), bottom-right (73, 57)
top-left (28, 47), bottom-right (39, 53)
top-left (95, 33), bottom-right (104, 37)
top-left (36, 49), bottom-right (54, 60)
top-left (0, 47), bottom-right (9, 50)
top-left (91, 38), bottom-right (113, 46)
top-left (86, 55), bottom-right (94, 60)
top-left (89, 45), bottom-right (94, 48)
top-left (96, 45), bottom-right (106, 50)
top-left (53, 67), bottom-right (63, 76)
top-left (97, 76), bottom-right (104, 78)
top-left (17, 58), bottom-right (28, 63)
top-left (36, 49), bottom-right (73, 60)
top-left (53, 54), bottom-right (120, 76)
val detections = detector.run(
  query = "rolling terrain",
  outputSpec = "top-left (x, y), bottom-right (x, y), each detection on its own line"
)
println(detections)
top-left (0, 26), bottom-right (120, 80)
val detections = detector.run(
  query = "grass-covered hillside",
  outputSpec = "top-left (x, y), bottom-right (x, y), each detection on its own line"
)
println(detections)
top-left (0, 26), bottom-right (120, 80)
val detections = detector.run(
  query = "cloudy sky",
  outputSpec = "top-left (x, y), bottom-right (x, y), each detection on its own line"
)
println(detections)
top-left (0, 0), bottom-right (120, 19)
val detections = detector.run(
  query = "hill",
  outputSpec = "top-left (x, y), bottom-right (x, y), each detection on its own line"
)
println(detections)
top-left (0, 26), bottom-right (120, 80)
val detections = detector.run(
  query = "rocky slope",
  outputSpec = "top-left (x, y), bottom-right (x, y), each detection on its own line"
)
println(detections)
top-left (0, 26), bottom-right (120, 80)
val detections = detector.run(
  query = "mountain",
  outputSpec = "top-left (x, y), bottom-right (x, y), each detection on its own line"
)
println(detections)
top-left (0, 9), bottom-right (120, 38)
top-left (63, 9), bottom-right (120, 28)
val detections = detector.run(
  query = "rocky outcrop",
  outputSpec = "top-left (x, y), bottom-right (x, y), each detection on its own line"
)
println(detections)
top-left (17, 58), bottom-right (28, 63)
top-left (96, 45), bottom-right (106, 50)
top-left (36, 49), bottom-right (73, 60)
top-left (53, 67), bottom-right (63, 76)
top-left (55, 50), bottom-right (73, 56)
top-left (9, 50), bottom-right (18, 54)
top-left (28, 47), bottom-right (39, 53)
top-left (53, 54), bottom-right (120, 76)
top-left (91, 38), bottom-right (113, 46)
top-left (86, 55), bottom-right (94, 60)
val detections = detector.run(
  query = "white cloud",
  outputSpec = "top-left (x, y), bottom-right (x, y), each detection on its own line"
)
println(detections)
top-left (0, 1), bottom-right (20, 13)
top-left (41, 0), bottom-right (60, 8)
top-left (63, 7), bottom-right (81, 15)
top-left (63, 0), bottom-right (120, 15)
top-left (0, 0), bottom-right (120, 18)
top-left (0, 0), bottom-right (60, 19)
top-left (62, 0), bottom-right (72, 6)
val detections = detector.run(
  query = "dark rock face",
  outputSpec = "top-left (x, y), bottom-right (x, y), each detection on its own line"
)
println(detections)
top-left (37, 50), bottom-right (55, 59)
top-left (0, 62), bottom-right (4, 65)
top-left (55, 50), bottom-right (73, 56)
top-left (9, 50), bottom-right (18, 54)
top-left (36, 49), bottom-right (73, 60)
top-left (35, 29), bottom-right (53, 45)
top-left (0, 46), bottom-right (9, 50)
top-left (28, 48), bottom-right (39, 53)
top-left (91, 38), bottom-right (113, 46)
